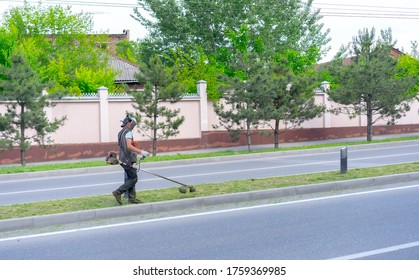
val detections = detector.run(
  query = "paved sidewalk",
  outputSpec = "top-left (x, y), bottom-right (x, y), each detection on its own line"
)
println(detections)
top-left (160, 132), bottom-right (419, 155)
top-left (4, 132), bottom-right (419, 167)
top-left (2, 132), bottom-right (419, 180)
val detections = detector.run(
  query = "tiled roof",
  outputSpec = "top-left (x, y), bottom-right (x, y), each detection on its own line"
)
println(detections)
top-left (316, 47), bottom-right (404, 69)
top-left (108, 55), bottom-right (139, 83)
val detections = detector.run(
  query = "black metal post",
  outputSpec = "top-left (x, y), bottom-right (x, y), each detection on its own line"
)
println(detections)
top-left (340, 146), bottom-right (348, 174)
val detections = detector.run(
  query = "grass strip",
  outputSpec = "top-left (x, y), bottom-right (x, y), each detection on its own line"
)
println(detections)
top-left (1, 162), bottom-right (419, 220)
top-left (1, 135), bottom-right (418, 175)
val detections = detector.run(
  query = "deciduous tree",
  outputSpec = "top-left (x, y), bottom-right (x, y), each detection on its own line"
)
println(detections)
top-left (0, 1), bottom-right (118, 95)
top-left (133, 0), bottom-right (329, 63)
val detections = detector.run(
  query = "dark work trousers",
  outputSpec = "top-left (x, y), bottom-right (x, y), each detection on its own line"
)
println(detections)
top-left (116, 164), bottom-right (138, 200)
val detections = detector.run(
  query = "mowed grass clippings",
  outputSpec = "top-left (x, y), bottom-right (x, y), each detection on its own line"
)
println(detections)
top-left (1, 162), bottom-right (419, 220)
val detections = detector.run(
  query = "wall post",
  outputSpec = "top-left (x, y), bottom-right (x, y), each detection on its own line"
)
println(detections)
top-left (98, 86), bottom-right (110, 142)
top-left (42, 88), bottom-right (53, 121)
top-left (320, 81), bottom-right (331, 128)
top-left (197, 80), bottom-right (208, 132)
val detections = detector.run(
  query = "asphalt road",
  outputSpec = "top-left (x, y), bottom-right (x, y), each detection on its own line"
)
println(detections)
top-left (0, 141), bottom-right (419, 205)
top-left (1, 182), bottom-right (418, 260)
top-left (1, 141), bottom-right (419, 205)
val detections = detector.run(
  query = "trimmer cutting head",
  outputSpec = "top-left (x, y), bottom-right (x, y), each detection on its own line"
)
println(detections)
top-left (178, 185), bottom-right (196, 193)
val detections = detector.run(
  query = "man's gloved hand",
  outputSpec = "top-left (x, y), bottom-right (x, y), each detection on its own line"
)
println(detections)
top-left (140, 150), bottom-right (150, 158)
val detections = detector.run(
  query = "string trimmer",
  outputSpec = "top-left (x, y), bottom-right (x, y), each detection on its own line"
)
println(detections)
top-left (136, 157), bottom-right (196, 193)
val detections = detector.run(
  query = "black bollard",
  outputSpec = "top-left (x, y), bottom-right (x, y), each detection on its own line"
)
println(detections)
top-left (340, 146), bottom-right (348, 174)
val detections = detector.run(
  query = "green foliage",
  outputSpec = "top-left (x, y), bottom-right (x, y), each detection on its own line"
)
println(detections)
top-left (75, 65), bottom-right (117, 93)
top-left (133, 0), bottom-right (329, 60)
top-left (0, 55), bottom-right (66, 165)
top-left (130, 55), bottom-right (186, 156)
top-left (217, 25), bottom-right (265, 79)
top-left (261, 56), bottom-right (325, 147)
top-left (327, 28), bottom-right (418, 141)
top-left (281, 46), bottom-right (320, 74)
top-left (1, 2), bottom-right (93, 36)
top-left (0, 1), bottom-right (117, 95)
top-left (133, 1), bottom-right (331, 147)
top-left (214, 25), bottom-right (325, 150)
top-left (168, 47), bottom-right (222, 101)
top-left (214, 27), bottom-right (272, 150)
top-left (116, 40), bottom-right (137, 63)
top-left (0, 27), bottom-right (16, 66)
top-left (397, 53), bottom-right (419, 95)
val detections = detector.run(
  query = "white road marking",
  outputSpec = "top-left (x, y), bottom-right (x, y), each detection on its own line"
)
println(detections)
top-left (2, 142), bottom-right (419, 184)
top-left (353, 152), bottom-right (419, 161)
top-left (1, 184), bottom-right (419, 243)
top-left (1, 151), bottom-right (418, 196)
top-left (330, 241), bottom-right (419, 260)
top-left (1, 143), bottom-right (419, 199)
top-left (0, 182), bottom-right (118, 196)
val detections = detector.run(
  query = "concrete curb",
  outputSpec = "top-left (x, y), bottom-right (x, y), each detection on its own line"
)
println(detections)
top-left (2, 171), bottom-right (419, 232)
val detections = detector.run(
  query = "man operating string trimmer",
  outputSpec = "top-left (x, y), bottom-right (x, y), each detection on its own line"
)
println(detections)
top-left (112, 115), bottom-right (149, 205)
top-left (109, 115), bottom-right (196, 205)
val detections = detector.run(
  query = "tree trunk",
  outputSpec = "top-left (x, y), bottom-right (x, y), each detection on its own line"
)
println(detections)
top-left (20, 149), bottom-right (26, 166)
top-left (152, 87), bottom-right (159, 156)
top-left (246, 121), bottom-right (251, 151)
top-left (20, 104), bottom-right (26, 166)
top-left (366, 97), bottom-right (373, 142)
top-left (152, 112), bottom-right (157, 156)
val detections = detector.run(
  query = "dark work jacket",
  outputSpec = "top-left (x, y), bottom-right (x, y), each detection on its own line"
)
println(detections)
top-left (118, 128), bottom-right (137, 166)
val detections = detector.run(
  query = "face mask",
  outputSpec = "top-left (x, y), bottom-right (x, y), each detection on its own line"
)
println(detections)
top-left (128, 117), bottom-right (137, 130)
top-left (121, 116), bottom-right (137, 128)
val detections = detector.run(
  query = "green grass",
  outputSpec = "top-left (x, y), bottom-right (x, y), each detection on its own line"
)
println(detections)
top-left (1, 162), bottom-right (419, 220)
top-left (1, 135), bottom-right (419, 220)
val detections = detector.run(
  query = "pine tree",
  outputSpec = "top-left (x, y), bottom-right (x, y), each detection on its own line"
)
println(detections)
top-left (327, 28), bottom-right (418, 141)
top-left (262, 57), bottom-right (324, 148)
top-left (215, 59), bottom-right (271, 151)
top-left (130, 55), bottom-right (186, 156)
top-left (0, 55), bottom-right (66, 165)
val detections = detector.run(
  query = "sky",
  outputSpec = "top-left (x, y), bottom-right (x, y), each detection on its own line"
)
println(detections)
top-left (0, 0), bottom-right (418, 62)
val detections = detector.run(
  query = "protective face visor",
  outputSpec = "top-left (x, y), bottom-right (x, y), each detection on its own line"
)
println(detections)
top-left (121, 116), bottom-right (137, 128)
top-left (127, 116), bottom-right (137, 129)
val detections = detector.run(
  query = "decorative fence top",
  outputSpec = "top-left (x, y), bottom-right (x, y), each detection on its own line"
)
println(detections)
top-left (58, 91), bottom-right (199, 101)
top-left (61, 92), bottom-right (99, 100)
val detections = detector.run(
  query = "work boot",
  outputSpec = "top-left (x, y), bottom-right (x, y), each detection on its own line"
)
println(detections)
top-left (112, 191), bottom-right (122, 205)
top-left (128, 198), bottom-right (143, 204)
